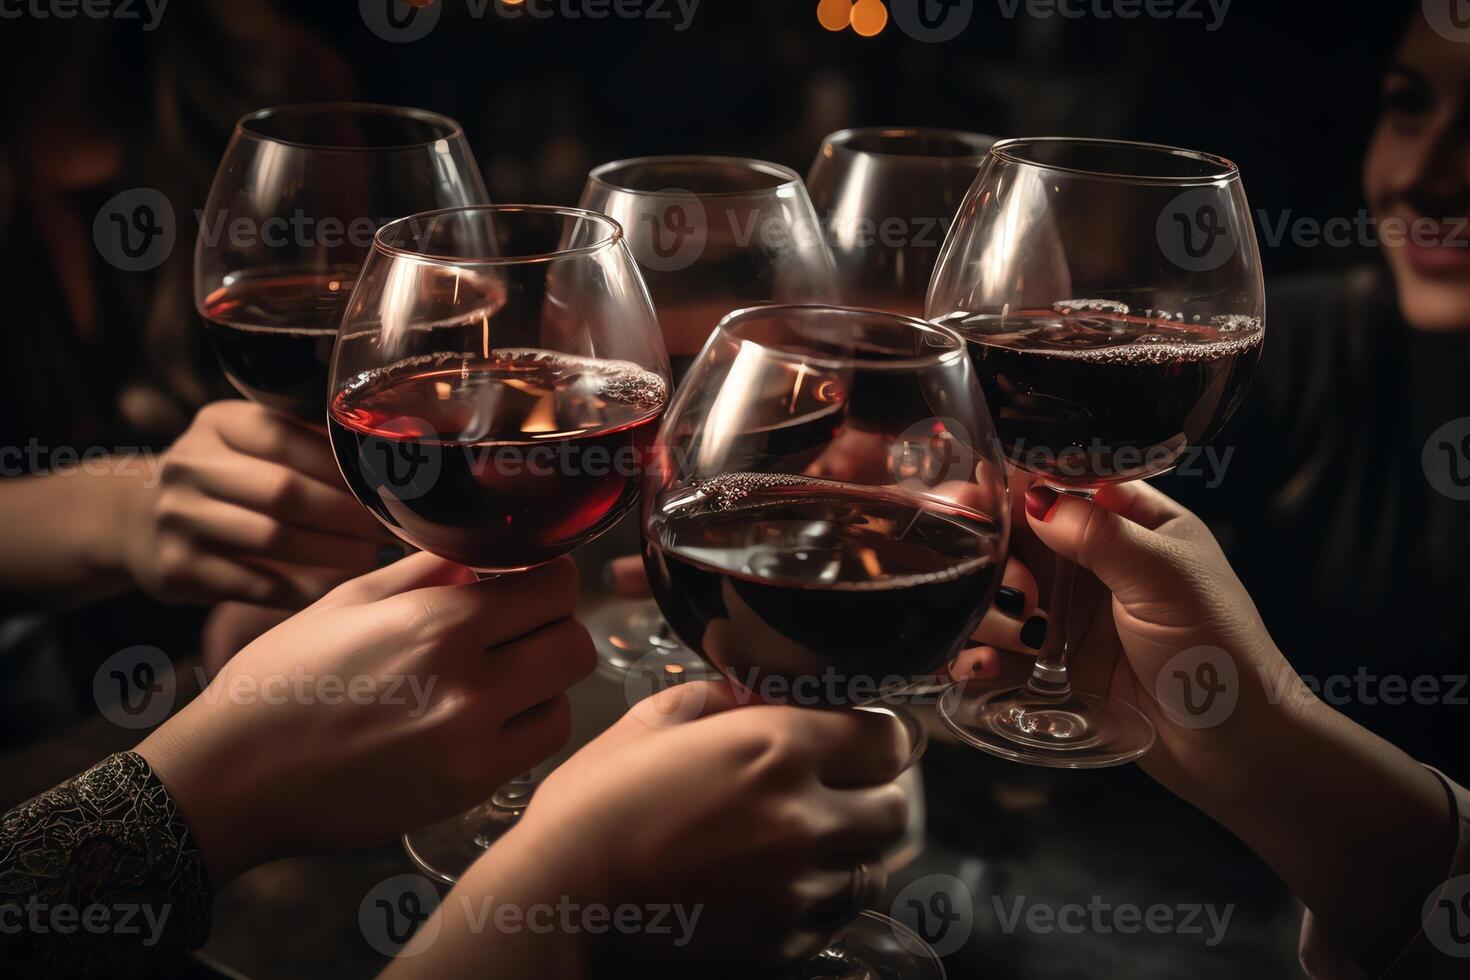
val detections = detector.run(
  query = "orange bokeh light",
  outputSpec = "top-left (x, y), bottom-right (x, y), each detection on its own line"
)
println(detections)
top-left (817, 0), bottom-right (853, 32)
top-left (851, 0), bottom-right (888, 36)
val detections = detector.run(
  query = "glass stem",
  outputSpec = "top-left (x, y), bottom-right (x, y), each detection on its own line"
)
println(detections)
top-left (1022, 488), bottom-right (1094, 701)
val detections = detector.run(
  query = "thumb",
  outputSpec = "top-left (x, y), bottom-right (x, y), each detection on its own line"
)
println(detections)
top-left (1022, 483), bottom-right (1187, 608)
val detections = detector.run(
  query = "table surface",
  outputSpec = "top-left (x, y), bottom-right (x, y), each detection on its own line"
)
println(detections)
top-left (0, 563), bottom-right (1306, 979)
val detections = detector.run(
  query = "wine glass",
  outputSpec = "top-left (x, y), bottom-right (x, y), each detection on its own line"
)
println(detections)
top-left (806, 127), bottom-right (994, 315)
top-left (577, 156), bottom-right (838, 677)
top-left (328, 204), bottom-right (670, 880)
top-left (196, 103), bottom-right (488, 423)
top-left (642, 304), bottom-right (1008, 978)
top-left (926, 137), bottom-right (1265, 768)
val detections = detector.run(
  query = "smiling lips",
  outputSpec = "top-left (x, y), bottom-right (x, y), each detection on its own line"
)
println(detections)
top-left (1394, 212), bottom-right (1470, 276)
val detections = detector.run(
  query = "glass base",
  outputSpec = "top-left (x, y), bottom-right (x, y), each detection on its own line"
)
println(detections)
top-left (937, 680), bottom-right (1154, 769)
top-left (403, 771), bottom-right (539, 884)
top-left (587, 598), bottom-right (706, 677)
top-left (792, 911), bottom-right (946, 979)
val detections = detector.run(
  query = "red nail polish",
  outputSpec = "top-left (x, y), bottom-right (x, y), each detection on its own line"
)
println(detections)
top-left (1025, 485), bottom-right (1060, 522)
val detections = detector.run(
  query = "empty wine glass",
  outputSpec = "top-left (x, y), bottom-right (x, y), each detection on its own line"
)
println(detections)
top-left (643, 304), bottom-right (1009, 978)
top-left (806, 127), bottom-right (994, 315)
top-left (578, 156), bottom-right (837, 678)
top-left (328, 204), bottom-right (670, 880)
top-left (196, 103), bottom-right (487, 423)
top-left (926, 137), bottom-right (1265, 768)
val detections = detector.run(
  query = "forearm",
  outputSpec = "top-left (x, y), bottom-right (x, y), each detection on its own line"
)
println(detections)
top-left (0, 752), bottom-right (213, 977)
top-left (1202, 691), bottom-right (1454, 974)
top-left (0, 465), bottom-right (147, 608)
top-left (380, 827), bottom-right (592, 980)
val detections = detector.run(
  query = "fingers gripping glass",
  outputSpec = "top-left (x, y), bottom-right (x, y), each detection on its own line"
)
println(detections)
top-left (642, 304), bottom-right (1007, 977)
top-left (925, 137), bottom-right (1265, 768)
top-left (328, 205), bottom-right (671, 880)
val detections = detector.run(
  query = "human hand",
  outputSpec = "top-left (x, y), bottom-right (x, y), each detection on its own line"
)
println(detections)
top-left (136, 552), bottom-right (594, 884)
top-left (424, 682), bottom-right (911, 976)
top-left (119, 400), bottom-right (398, 606)
top-left (955, 478), bottom-right (1296, 806)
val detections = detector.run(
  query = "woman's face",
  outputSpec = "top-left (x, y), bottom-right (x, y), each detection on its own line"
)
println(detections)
top-left (1365, 16), bottom-right (1470, 331)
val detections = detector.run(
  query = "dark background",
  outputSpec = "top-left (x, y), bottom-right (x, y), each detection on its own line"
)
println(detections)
top-left (0, 3), bottom-right (1434, 978)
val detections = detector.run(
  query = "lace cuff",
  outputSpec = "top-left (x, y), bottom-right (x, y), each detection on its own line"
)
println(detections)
top-left (0, 751), bottom-right (213, 977)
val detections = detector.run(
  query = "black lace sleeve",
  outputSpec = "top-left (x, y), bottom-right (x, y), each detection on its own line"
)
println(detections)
top-left (0, 751), bottom-right (213, 977)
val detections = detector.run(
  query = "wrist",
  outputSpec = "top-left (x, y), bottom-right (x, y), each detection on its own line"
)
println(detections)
top-left (135, 705), bottom-right (275, 886)
top-left (95, 462), bottom-right (155, 585)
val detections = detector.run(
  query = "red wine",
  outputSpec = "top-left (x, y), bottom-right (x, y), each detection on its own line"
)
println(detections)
top-left (330, 350), bottom-right (667, 572)
top-left (644, 474), bottom-right (1001, 701)
top-left (938, 305), bottom-right (1263, 488)
top-left (201, 268), bottom-right (358, 422)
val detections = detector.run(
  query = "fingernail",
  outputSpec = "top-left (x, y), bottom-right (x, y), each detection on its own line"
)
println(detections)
top-left (1024, 485), bottom-right (1060, 523)
top-left (995, 586), bottom-right (1025, 616)
top-left (1020, 616), bottom-right (1048, 650)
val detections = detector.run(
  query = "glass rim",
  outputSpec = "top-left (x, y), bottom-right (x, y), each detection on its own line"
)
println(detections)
top-left (989, 136), bottom-right (1240, 186)
top-left (714, 303), bottom-right (969, 372)
top-left (372, 204), bottom-right (624, 265)
top-left (585, 155), bottom-right (804, 199)
top-left (821, 126), bottom-right (995, 161)
top-left (234, 102), bottom-right (465, 153)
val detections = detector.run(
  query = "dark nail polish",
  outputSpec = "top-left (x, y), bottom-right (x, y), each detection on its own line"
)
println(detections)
top-left (995, 586), bottom-right (1025, 616)
top-left (1024, 485), bottom-right (1060, 523)
top-left (1020, 616), bottom-right (1048, 649)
